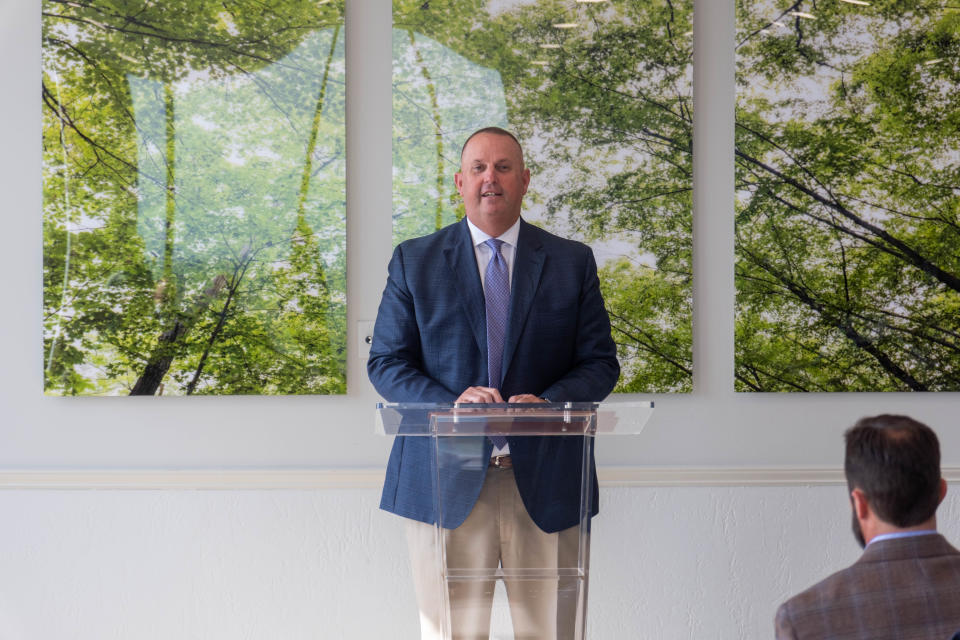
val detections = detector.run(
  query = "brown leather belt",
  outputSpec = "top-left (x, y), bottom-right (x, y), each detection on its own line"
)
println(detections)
top-left (490, 454), bottom-right (513, 469)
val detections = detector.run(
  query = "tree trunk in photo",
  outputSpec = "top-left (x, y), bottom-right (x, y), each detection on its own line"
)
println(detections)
top-left (408, 29), bottom-right (445, 231)
top-left (130, 274), bottom-right (227, 396)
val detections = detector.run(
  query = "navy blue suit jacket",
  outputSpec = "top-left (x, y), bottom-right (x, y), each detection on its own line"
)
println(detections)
top-left (368, 218), bottom-right (619, 532)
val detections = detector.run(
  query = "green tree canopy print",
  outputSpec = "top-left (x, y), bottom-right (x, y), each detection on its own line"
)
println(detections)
top-left (43, 0), bottom-right (346, 396)
top-left (735, 0), bottom-right (960, 391)
top-left (393, 0), bottom-right (694, 393)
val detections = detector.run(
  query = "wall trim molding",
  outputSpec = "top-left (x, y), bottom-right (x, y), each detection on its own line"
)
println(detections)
top-left (2, 467), bottom-right (959, 490)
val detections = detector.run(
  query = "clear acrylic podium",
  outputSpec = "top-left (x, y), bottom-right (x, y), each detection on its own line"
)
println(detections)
top-left (377, 401), bottom-right (653, 639)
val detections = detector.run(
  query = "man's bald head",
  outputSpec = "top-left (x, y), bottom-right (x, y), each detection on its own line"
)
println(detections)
top-left (459, 127), bottom-right (525, 168)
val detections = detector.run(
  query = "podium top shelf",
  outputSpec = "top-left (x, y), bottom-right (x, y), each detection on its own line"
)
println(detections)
top-left (375, 401), bottom-right (653, 436)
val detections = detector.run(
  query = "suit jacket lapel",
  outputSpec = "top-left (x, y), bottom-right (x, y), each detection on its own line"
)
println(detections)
top-left (502, 220), bottom-right (545, 379)
top-left (443, 219), bottom-right (486, 356)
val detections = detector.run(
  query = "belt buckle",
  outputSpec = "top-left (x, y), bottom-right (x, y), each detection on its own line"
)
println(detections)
top-left (491, 454), bottom-right (509, 468)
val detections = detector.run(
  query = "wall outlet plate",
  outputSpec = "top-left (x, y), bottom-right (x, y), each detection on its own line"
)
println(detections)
top-left (357, 321), bottom-right (375, 360)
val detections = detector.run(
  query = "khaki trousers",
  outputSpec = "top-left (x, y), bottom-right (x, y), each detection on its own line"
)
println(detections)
top-left (406, 466), bottom-right (589, 640)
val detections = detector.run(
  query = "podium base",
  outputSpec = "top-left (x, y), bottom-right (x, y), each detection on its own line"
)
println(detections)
top-left (406, 515), bottom-right (589, 640)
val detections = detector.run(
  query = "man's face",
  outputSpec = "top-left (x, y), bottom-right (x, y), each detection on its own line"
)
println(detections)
top-left (455, 133), bottom-right (530, 236)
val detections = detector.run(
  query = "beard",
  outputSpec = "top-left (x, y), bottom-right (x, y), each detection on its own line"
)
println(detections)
top-left (851, 510), bottom-right (866, 549)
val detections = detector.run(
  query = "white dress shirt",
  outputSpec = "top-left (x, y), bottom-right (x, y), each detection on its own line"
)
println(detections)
top-left (466, 217), bottom-right (519, 289)
top-left (867, 529), bottom-right (938, 546)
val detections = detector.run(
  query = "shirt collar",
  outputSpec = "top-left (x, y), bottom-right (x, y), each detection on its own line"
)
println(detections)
top-left (466, 216), bottom-right (521, 249)
top-left (867, 530), bottom-right (938, 547)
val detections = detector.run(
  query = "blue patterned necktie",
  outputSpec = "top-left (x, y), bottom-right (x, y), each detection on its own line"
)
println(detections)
top-left (484, 238), bottom-right (509, 449)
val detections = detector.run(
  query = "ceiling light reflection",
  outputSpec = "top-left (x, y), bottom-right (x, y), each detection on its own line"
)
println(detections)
top-left (539, 43), bottom-right (562, 49)
top-left (839, 0), bottom-right (870, 5)
top-left (788, 11), bottom-right (816, 19)
top-left (553, 23), bottom-right (580, 29)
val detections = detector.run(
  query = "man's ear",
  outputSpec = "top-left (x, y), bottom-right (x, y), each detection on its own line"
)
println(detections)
top-left (938, 478), bottom-right (948, 505)
top-left (454, 172), bottom-right (464, 196)
top-left (851, 488), bottom-right (870, 520)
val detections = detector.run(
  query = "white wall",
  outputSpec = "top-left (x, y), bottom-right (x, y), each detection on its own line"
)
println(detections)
top-left (2, 0), bottom-right (959, 638)
top-left (2, 486), bottom-right (958, 639)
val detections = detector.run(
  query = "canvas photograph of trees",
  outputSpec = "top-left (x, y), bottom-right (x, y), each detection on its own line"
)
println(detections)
top-left (42, 0), bottom-right (346, 396)
top-left (735, 0), bottom-right (960, 392)
top-left (393, 0), bottom-right (694, 393)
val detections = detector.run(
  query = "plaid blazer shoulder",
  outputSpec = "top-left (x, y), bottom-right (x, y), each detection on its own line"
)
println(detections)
top-left (775, 534), bottom-right (960, 640)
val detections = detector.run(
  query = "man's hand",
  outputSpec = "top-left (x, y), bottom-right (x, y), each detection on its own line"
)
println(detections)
top-left (508, 394), bottom-right (546, 403)
top-left (456, 386), bottom-right (505, 403)
top-left (454, 389), bottom-right (546, 403)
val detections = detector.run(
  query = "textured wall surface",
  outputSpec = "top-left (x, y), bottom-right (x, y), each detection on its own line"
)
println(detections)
top-left (2, 485), bottom-right (957, 640)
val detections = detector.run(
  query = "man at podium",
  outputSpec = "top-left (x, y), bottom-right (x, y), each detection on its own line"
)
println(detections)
top-left (368, 127), bottom-right (620, 639)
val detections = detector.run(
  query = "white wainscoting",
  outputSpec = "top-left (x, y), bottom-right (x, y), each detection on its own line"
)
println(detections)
top-left (2, 474), bottom-right (959, 639)
top-left (2, 466), bottom-right (959, 489)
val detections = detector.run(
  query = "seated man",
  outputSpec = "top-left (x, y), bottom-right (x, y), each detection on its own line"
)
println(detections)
top-left (775, 414), bottom-right (960, 639)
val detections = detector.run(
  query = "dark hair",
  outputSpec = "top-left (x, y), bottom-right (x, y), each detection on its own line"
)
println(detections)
top-left (459, 127), bottom-right (524, 163)
top-left (844, 414), bottom-right (942, 527)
